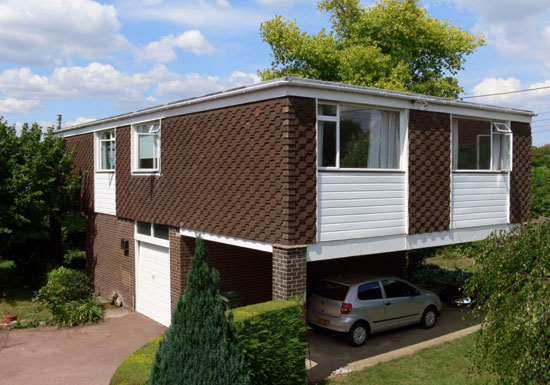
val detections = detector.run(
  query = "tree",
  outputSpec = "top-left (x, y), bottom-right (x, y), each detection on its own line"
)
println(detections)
top-left (149, 237), bottom-right (251, 385)
top-left (259, 0), bottom-right (484, 97)
top-left (465, 223), bottom-right (550, 385)
top-left (531, 145), bottom-right (550, 168)
top-left (0, 119), bottom-right (80, 281)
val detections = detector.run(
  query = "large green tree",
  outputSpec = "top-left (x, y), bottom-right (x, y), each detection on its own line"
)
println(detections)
top-left (0, 119), bottom-right (80, 280)
top-left (260, 0), bottom-right (484, 97)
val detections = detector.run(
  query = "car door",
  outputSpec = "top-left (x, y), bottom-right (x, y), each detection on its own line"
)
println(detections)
top-left (381, 279), bottom-right (423, 329)
top-left (354, 280), bottom-right (388, 333)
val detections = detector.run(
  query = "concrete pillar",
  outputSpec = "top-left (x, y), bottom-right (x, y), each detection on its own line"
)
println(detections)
top-left (272, 245), bottom-right (307, 301)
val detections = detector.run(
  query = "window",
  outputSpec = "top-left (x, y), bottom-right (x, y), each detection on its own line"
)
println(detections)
top-left (314, 280), bottom-right (350, 301)
top-left (136, 221), bottom-right (169, 240)
top-left (133, 121), bottom-right (160, 172)
top-left (452, 118), bottom-right (512, 171)
top-left (382, 280), bottom-right (418, 298)
top-left (98, 130), bottom-right (115, 171)
top-left (318, 103), bottom-right (401, 169)
top-left (357, 281), bottom-right (383, 300)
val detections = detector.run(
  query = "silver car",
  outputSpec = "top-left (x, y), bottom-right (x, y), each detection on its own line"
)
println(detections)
top-left (307, 274), bottom-right (442, 347)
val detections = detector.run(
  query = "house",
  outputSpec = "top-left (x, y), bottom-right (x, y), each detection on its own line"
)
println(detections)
top-left (61, 77), bottom-right (532, 326)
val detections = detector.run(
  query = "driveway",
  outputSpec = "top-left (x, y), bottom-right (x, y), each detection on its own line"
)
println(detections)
top-left (306, 304), bottom-right (479, 383)
top-left (0, 312), bottom-right (166, 385)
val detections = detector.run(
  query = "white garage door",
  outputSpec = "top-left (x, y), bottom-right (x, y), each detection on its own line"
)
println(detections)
top-left (136, 241), bottom-right (171, 326)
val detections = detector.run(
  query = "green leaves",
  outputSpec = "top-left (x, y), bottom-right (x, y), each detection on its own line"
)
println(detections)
top-left (259, 0), bottom-right (484, 98)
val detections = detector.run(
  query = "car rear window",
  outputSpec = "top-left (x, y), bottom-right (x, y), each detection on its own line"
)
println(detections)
top-left (314, 280), bottom-right (349, 301)
top-left (357, 281), bottom-right (383, 300)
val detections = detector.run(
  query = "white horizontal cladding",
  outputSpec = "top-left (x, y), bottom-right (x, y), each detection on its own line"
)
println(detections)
top-left (94, 172), bottom-right (116, 215)
top-left (451, 173), bottom-right (509, 229)
top-left (307, 224), bottom-right (513, 261)
top-left (318, 172), bottom-right (407, 242)
top-left (179, 228), bottom-right (273, 253)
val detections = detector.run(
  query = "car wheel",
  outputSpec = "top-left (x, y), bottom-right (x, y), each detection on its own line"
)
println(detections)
top-left (420, 306), bottom-right (438, 329)
top-left (346, 322), bottom-right (369, 347)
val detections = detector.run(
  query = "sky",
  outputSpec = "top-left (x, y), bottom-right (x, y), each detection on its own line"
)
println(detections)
top-left (0, 0), bottom-right (549, 145)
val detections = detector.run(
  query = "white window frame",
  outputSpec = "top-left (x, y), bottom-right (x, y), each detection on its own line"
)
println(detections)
top-left (452, 117), bottom-right (513, 172)
top-left (95, 128), bottom-right (116, 172)
top-left (134, 221), bottom-right (170, 248)
top-left (131, 120), bottom-right (161, 174)
top-left (316, 101), bottom-right (406, 172)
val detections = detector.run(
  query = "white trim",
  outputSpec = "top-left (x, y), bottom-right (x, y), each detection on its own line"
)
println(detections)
top-left (134, 233), bottom-right (170, 248)
top-left (179, 228), bottom-right (273, 252)
top-left (95, 128), bottom-right (116, 172)
top-left (131, 120), bottom-right (161, 174)
top-left (307, 224), bottom-right (512, 261)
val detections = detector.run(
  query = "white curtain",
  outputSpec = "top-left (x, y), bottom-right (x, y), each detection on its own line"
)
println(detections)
top-left (367, 110), bottom-right (399, 168)
top-left (493, 134), bottom-right (511, 170)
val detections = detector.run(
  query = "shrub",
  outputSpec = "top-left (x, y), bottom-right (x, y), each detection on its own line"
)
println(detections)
top-left (52, 297), bottom-right (103, 327)
top-left (148, 237), bottom-right (251, 385)
top-left (465, 222), bottom-right (550, 385)
top-left (63, 249), bottom-right (86, 269)
top-left (531, 166), bottom-right (550, 218)
top-left (232, 299), bottom-right (306, 385)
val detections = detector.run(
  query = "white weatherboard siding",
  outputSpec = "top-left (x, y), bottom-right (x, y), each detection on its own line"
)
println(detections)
top-left (136, 242), bottom-right (171, 326)
top-left (318, 172), bottom-right (407, 242)
top-left (94, 172), bottom-right (116, 215)
top-left (451, 173), bottom-right (509, 229)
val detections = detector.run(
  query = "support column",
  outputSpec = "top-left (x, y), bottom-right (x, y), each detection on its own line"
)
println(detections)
top-left (272, 245), bottom-right (307, 301)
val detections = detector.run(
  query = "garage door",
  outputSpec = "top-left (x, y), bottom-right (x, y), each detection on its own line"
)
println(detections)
top-left (136, 241), bottom-right (171, 326)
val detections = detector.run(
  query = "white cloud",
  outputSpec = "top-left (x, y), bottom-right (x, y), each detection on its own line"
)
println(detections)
top-left (0, 98), bottom-right (43, 114)
top-left (0, 0), bottom-right (128, 66)
top-left (136, 30), bottom-right (216, 63)
top-left (216, 0), bottom-right (230, 7)
top-left (255, 0), bottom-right (301, 10)
top-left (63, 117), bottom-right (96, 128)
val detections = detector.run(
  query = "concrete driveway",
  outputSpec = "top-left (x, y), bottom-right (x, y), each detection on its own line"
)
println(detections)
top-left (0, 312), bottom-right (166, 385)
top-left (306, 304), bottom-right (479, 383)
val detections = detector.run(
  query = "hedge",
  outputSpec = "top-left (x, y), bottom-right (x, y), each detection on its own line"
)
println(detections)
top-left (110, 299), bottom-right (307, 385)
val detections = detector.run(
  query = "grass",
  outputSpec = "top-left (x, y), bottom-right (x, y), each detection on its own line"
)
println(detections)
top-left (0, 260), bottom-right (51, 326)
top-left (110, 336), bottom-right (162, 385)
top-left (321, 334), bottom-right (495, 385)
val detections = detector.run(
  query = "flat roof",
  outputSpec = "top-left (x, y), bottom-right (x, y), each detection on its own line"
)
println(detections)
top-left (59, 76), bottom-right (535, 134)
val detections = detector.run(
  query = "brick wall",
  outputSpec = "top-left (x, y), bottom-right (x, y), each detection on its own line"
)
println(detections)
top-left (272, 245), bottom-right (307, 300)
top-left (179, 236), bottom-right (272, 305)
top-left (116, 96), bottom-right (317, 246)
top-left (65, 133), bottom-right (94, 213)
top-left (408, 110), bottom-right (451, 234)
top-left (169, 228), bottom-right (185, 310)
top-left (510, 121), bottom-right (531, 223)
top-left (87, 213), bottom-right (135, 307)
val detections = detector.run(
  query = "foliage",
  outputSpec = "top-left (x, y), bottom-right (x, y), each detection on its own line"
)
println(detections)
top-left (33, 266), bottom-right (100, 326)
top-left (231, 299), bottom-right (307, 385)
top-left (465, 223), bottom-right (550, 385)
top-left (259, 0), bottom-right (484, 98)
top-left (112, 300), bottom-right (305, 385)
top-left (322, 333), bottom-right (495, 385)
top-left (530, 166), bottom-right (550, 218)
top-left (0, 118), bottom-right (80, 282)
top-left (531, 145), bottom-right (550, 168)
top-left (63, 249), bottom-right (86, 270)
top-left (148, 237), bottom-right (251, 385)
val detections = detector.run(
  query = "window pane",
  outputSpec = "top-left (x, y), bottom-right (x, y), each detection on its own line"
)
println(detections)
top-left (454, 119), bottom-right (491, 170)
top-left (382, 280), bottom-right (417, 298)
top-left (339, 106), bottom-right (400, 169)
top-left (357, 281), bottom-right (383, 300)
top-left (153, 224), bottom-right (169, 240)
top-left (318, 104), bottom-right (337, 117)
top-left (100, 140), bottom-right (115, 170)
top-left (136, 124), bottom-right (150, 133)
top-left (314, 280), bottom-right (349, 301)
top-left (493, 134), bottom-right (511, 170)
top-left (137, 221), bottom-right (151, 236)
top-left (138, 134), bottom-right (156, 169)
top-left (319, 120), bottom-right (337, 167)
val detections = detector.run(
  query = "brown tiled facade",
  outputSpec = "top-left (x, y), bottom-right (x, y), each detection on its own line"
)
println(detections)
top-left (408, 110), bottom-right (451, 234)
top-left (116, 96), bottom-right (317, 247)
top-left (510, 121), bottom-right (531, 223)
top-left (66, 133), bottom-right (94, 213)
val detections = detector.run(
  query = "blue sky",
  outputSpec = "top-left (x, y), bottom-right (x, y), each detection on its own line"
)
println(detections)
top-left (0, 0), bottom-right (549, 145)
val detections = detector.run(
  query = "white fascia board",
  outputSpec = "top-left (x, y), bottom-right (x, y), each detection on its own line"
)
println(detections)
top-left (134, 233), bottom-right (170, 248)
top-left (179, 228), bottom-right (273, 253)
top-left (307, 224), bottom-right (513, 261)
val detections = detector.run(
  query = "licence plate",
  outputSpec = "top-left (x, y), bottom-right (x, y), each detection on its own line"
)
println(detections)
top-left (314, 316), bottom-right (329, 326)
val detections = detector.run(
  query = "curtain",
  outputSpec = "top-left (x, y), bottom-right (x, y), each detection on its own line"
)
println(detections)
top-left (452, 119), bottom-right (459, 170)
top-left (367, 110), bottom-right (399, 168)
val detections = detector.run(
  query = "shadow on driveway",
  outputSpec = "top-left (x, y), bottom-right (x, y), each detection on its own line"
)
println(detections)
top-left (306, 304), bottom-right (479, 383)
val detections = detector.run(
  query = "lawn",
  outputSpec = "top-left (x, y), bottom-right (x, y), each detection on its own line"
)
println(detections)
top-left (110, 336), bottom-right (162, 385)
top-left (0, 260), bottom-right (51, 326)
top-left (322, 334), bottom-right (494, 385)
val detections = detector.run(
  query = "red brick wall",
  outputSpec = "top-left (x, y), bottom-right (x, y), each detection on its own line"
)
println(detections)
top-left (510, 121), bottom-right (531, 223)
top-left (115, 96), bottom-right (317, 246)
top-left (87, 213), bottom-right (135, 307)
top-left (178, 236), bottom-right (272, 305)
top-left (65, 134), bottom-right (94, 213)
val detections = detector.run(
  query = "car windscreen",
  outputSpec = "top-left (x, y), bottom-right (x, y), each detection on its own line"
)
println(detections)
top-left (314, 280), bottom-right (349, 301)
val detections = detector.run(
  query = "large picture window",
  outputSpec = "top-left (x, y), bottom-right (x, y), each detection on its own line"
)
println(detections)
top-left (98, 130), bottom-right (115, 171)
top-left (452, 118), bottom-right (512, 171)
top-left (318, 103), bottom-right (401, 169)
top-left (133, 121), bottom-right (160, 172)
